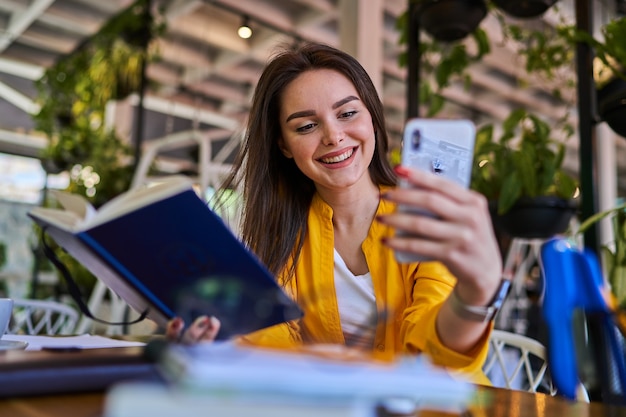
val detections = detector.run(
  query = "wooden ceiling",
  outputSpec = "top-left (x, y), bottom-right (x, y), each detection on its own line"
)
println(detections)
top-left (0, 0), bottom-right (624, 193)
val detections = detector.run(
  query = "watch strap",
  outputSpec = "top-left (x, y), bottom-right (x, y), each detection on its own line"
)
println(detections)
top-left (449, 279), bottom-right (511, 323)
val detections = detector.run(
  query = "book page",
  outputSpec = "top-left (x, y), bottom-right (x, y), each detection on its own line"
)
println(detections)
top-left (29, 176), bottom-right (196, 232)
top-left (28, 207), bottom-right (84, 231)
top-left (85, 175), bottom-right (194, 230)
top-left (51, 190), bottom-right (96, 220)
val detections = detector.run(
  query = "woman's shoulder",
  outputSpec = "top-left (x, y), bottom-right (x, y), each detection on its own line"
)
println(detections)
top-left (377, 185), bottom-right (397, 215)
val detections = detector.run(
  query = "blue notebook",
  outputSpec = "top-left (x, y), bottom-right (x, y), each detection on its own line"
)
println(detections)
top-left (28, 177), bottom-right (303, 339)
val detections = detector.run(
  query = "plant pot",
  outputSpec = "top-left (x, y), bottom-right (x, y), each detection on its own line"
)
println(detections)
top-left (489, 196), bottom-right (578, 239)
top-left (414, 0), bottom-right (487, 42)
top-left (492, 0), bottom-right (558, 18)
top-left (597, 75), bottom-right (626, 138)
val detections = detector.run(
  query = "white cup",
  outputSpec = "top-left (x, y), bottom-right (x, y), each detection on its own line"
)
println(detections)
top-left (0, 298), bottom-right (14, 337)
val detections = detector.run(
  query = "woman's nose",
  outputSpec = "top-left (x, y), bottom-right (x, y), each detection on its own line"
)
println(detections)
top-left (322, 123), bottom-right (344, 146)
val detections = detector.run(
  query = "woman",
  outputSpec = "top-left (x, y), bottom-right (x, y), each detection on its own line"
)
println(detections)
top-left (168, 42), bottom-right (504, 384)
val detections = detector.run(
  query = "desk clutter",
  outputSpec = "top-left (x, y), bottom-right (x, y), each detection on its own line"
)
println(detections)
top-left (103, 341), bottom-right (477, 417)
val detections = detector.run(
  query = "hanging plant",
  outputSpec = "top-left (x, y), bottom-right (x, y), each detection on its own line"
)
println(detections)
top-left (413, 0), bottom-right (488, 43)
top-left (492, 0), bottom-right (559, 19)
top-left (396, 6), bottom-right (490, 116)
top-left (471, 109), bottom-right (577, 214)
top-left (31, 0), bottom-right (166, 295)
top-left (34, 0), bottom-right (165, 182)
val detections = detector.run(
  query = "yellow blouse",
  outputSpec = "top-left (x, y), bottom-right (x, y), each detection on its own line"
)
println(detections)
top-left (241, 189), bottom-right (491, 385)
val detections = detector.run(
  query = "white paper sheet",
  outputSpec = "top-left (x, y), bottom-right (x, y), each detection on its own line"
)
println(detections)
top-left (1, 334), bottom-right (146, 351)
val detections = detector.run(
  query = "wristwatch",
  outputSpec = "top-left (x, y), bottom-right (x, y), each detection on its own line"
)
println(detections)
top-left (449, 279), bottom-right (511, 323)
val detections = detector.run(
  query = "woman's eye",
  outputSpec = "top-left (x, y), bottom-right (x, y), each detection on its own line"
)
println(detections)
top-left (296, 123), bottom-right (315, 133)
top-left (339, 110), bottom-right (357, 119)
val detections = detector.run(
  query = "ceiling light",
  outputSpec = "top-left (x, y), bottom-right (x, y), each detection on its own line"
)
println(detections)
top-left (237, 16), bottom-right (252, 39)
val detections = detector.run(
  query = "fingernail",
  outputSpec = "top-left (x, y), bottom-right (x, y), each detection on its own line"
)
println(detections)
top-left (196, 316), bottom-right (210, 329)
top-left (394, 165), bottom-right (409, 178)
top-left (173, 317), bottom-right (183, 330)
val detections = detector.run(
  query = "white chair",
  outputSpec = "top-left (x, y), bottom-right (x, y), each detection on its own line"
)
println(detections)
top-left (8, 299), bottom-right (79, 335)
top-left (484, 329), bottom-right (589, 402)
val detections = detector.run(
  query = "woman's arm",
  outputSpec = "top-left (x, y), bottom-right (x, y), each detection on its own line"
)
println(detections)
top-left (378, 165), bottom-right (503, 354)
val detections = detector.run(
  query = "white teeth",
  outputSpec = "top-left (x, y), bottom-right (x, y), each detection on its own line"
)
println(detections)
top-left (320, 148), bottom-right (353, 164)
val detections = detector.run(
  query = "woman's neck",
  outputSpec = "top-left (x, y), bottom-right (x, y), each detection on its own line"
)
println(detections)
top-left (317, 175), bottom-right (380, 229)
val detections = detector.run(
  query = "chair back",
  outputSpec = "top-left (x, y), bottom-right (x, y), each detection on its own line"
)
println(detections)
top-left (484, 329), bottom-right (589, 401)
top-left (8, 299), bottom-right (79, 335)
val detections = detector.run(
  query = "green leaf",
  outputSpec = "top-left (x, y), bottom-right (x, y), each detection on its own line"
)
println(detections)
top-left (502, 109), bottom-right (526, 138)
top-left (576, 203), bottom-right (626, 235)
top-left (475, 124), bottom-right (494, 149)
top-left (527, 114), bottom-right (551, 142)
top-left (471, 28), bottom-right (491, 58)
top-left (498, 172), bottom-right (523, 214)
top-left (427, 94), bottom-right (445, 116)
top-left (513, 145), bottom-right (537, 197)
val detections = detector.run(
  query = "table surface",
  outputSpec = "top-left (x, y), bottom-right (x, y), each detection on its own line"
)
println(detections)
top-left (2, 346), bottom-right (626, 417)
top-left (5, 386), bottom-right (626, 417)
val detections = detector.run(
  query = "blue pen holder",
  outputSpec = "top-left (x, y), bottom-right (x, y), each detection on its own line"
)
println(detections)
top-left (541, 238), bottom-right (626, 402)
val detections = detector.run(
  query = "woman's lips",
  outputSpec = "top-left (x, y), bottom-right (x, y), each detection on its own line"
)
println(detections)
top-left (318, 147), bottom-right (356, 164)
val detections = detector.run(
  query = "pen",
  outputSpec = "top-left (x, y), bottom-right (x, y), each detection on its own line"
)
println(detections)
top-left (41, 346), bottom-right (82, 352)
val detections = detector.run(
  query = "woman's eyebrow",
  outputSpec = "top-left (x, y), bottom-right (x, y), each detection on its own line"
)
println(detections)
top-left (332, 95), bottom-right (359, 109)
top-left (285, 95), bottom-right (360, 123)
top-left (286, 110), bottom-right (315, 123)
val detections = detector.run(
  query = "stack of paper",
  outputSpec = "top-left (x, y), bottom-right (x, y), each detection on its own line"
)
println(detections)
top-left (104, 342), bottom-right (476, 417)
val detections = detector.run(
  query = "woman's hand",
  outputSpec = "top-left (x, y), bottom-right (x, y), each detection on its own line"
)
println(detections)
top-left (379, 165), bottom-right (502, 304)
top-left (165, 315), bottom-right (221, 344)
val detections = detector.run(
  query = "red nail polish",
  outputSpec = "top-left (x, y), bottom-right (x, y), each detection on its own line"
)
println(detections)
top-left (394, 165), bottom-right (409, 178)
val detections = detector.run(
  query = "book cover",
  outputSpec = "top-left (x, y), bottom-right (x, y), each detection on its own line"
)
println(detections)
top-left (28, 178), bottom-right (303, 339)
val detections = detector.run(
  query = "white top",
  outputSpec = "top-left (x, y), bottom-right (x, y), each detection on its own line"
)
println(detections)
top-left (333, 249), bottom-right (377, 349)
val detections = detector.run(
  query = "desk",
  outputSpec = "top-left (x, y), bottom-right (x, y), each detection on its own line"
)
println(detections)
top-left (4, 386), bottom-right (626, 417)
top-left (2, 348), bottom-right (626, 417)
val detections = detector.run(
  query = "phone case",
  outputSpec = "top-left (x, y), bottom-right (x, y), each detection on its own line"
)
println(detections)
top-left (395, 118), bottom-right (476, 263)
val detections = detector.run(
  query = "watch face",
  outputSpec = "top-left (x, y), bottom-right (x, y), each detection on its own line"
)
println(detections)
top-left (493, 280), bottom-right (512, 309)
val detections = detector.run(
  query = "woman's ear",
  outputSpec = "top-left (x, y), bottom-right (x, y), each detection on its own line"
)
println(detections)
top-left (278, 137), bottom-right (293, 158)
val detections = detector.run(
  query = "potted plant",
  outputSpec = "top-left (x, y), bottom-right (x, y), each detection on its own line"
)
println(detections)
top-left (491, 0), bottom-right (559, 19)
top-left (471, 108), bottom-right (579, 238)
top-left (412, 0), bottom-right (488, 42)
top-left (576, 203), bottom-right (626, 308)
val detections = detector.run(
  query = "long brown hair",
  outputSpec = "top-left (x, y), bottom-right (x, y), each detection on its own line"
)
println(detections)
top-left (220, 42), bottom-right (396, 280)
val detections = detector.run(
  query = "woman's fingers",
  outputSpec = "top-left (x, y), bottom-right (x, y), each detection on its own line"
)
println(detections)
top-left (165, 317), bottom-right (184, 341)
top-left (394, 165), bottom-right (470, 202)
top-left (165, 315), bottom-right (221, 344)
top-left (180, 315), bottom-right (221, 344)
top-left (380, 165), bottom-right (503, 299)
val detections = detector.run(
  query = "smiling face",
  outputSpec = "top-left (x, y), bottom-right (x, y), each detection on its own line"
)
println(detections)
top-left (278, 69), bottom-right (376, 193)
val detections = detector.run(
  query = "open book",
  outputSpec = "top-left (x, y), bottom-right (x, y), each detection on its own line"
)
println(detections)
top-left (28, 176), bottom-right (303, 338)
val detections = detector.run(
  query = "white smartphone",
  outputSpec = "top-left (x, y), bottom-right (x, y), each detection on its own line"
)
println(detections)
top-left (394, 118), bottom-right (476, 263)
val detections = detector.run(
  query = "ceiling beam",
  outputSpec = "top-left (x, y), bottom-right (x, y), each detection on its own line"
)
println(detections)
top-left (132, 94), bottom-right (241, 131)
top-left (0, 81), bottom-right (40, 114)
top-left (0, 57), bottom-right (44, 80)
top-left (0, 0), bottom-right (56, 53)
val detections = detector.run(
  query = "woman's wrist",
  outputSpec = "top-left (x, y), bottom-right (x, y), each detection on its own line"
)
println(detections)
top-left (449, 279), bottom-right (511, 322)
